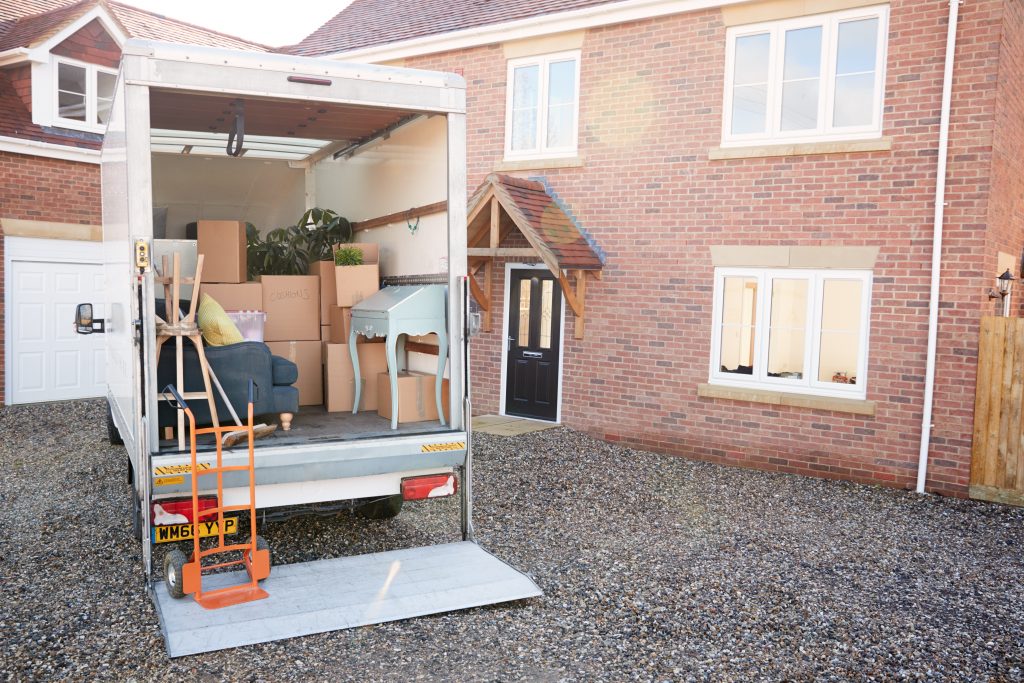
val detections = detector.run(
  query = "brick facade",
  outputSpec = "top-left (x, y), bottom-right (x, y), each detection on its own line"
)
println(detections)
top-left (401, 0), bottom-right (1024, 496)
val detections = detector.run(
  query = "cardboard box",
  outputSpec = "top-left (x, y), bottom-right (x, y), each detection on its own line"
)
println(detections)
top-left (265, 340), bottom-right (322, 406)
top-left (308, 260), bottom-right (337, 321)
top-left (201, 282), bottom-right (262, 311)
top-left (377, 371), bottom-right (450, 424)
top-left (334, 242), bottom-right (380, 307)
top-left (328, 305), bottom-right (373, 344)
top-left (260, 275), bottom-right (320, 342)
top-left (323, 343), bottom-right (388, 413)
top-left (197, 220), bottom-right (246, 283)
top-left (320, 324), bottom-right (330, 341)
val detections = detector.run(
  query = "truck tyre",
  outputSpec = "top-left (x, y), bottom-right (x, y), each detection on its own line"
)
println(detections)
top-left (107, 403), bottom-right (124, 445)
top-left (164, 549), bottom-right (188, 599)
top-left (355, 494), bottom-right (403, 520)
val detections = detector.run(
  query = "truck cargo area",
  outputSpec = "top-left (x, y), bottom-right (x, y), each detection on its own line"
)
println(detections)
top-left (96, 41), bottom-right (539, 656)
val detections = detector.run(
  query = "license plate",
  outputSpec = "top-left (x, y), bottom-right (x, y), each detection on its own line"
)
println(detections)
top-left (152, 517), bottom-right (238, 544)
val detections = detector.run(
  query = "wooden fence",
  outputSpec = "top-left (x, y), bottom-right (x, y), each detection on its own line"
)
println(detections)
top-left (970, 316), bottom-right (1024, 506)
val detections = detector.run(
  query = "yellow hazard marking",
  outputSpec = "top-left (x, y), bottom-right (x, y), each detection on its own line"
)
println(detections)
top-left (154, 476), bottom-right (184, 487)
top-left (421, 441), bottom-right (466, 453)
top-left (154, 462), bottom-right (211, 476)
top-left (152, 517), bottom-right (238, 544)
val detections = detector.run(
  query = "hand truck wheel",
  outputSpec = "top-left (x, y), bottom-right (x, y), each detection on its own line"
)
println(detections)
top-left (164, 549), bottom-right (188, 599)
top-left (244, 535), bottom-right (271, 582)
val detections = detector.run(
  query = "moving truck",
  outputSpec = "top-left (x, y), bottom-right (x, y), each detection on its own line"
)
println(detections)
top-left (78, 40), bottom-right (539, 656)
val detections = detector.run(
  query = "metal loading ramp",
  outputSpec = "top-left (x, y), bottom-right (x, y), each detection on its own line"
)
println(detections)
top-left (153, 542), bottom-right (542, 657)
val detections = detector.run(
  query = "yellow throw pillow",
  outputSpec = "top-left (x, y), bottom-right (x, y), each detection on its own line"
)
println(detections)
top-left (197, 293), bottom-right (244, 346)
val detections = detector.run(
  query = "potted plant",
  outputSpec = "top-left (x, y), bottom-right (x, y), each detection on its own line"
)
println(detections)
top-left (333, 242), bottom-right (379, 307)
top-left (301, 207), bottom-right (352, 262)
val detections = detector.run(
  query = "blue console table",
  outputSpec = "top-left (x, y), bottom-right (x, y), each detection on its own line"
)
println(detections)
top-left (349, 285), bottom-right (448, 430)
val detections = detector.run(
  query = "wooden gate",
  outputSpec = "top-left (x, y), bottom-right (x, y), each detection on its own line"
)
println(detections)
top-left (970, 316), bottom-right (1024, 506)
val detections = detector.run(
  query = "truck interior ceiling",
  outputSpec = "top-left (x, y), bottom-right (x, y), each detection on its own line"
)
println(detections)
top-left (147, 88), bottom-right (455, 454)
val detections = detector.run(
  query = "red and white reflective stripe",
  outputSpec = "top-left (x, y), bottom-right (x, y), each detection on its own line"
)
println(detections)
top-left (401, 474), bottom-right (458, 501)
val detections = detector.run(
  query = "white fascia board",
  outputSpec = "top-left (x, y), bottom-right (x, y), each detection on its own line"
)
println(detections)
top-left (0, 48), bottom-right (31, 67)
top-left (0, 135), bottom-right (100, 164)
top-left (324, 0), bottom-right (747, 63)
top-left (25, 6), bottom-right (127, 62)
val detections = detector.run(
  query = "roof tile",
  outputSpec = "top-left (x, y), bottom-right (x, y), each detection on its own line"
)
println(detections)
top-left (287, 0), bottom-right (620, 56)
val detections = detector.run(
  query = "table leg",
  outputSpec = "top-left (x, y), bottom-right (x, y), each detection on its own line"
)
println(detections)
top-left (386, 334), bottom-right (399, 430)
top-left (349, 328), bottom-right (361, 415)
top-left (435, 329), bottom-right (447, 426)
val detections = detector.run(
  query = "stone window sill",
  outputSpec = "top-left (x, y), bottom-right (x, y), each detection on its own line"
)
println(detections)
top-left (494, 156), bottom-right (583, 172)
top-left (697, 383), bottom-right (876, 416)
top-left (708, 137), bottom-right (892, 161)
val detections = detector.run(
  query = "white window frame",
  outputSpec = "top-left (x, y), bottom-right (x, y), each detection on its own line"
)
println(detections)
top-left (721, 5), bottom-right (889, 147)
top-left (709, 267), bottom-right (873, 400)
top-left (52, 56), bottom-right (118, 133)
top-left (503, 50), bottom-right (581, 161)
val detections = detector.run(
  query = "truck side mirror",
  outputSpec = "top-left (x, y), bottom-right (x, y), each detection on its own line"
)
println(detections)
top-left (75, 303), bottom-right (104, 334)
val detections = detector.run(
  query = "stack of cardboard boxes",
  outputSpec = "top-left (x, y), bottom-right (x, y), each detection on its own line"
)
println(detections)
top-left (321, 243), bottom-right (388, 413)
top-left (196, 224), bottom-right (444, 424)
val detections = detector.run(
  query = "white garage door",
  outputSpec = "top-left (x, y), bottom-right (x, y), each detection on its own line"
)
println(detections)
top-left (6, 238), bottom-right (106, 404)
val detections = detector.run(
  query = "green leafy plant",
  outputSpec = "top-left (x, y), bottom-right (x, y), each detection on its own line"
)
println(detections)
top-left (250, 225), bottom-right (310, 276)
top-left (300, 207), bottom-right (353, 262)
top-left (334, 246), bottom-right (364, 266)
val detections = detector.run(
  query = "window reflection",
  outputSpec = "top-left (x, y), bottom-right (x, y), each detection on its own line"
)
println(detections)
top-left (719, 277), bottom-right (758, 374)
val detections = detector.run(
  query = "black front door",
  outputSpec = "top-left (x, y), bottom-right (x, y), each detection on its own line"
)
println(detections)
top-left (505, 269), bottom-right (562, 421)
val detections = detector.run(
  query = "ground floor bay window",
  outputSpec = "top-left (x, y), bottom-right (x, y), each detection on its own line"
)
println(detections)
top-left (709, 268), bottom-right (871, 399)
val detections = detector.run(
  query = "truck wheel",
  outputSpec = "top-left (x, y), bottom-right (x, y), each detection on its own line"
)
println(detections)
top-left (164, 549), bottom-right (188, 599)
top-left (107, 403), bottom-right (124, 445)
top-left (355, 494), bottom-right (403, 520)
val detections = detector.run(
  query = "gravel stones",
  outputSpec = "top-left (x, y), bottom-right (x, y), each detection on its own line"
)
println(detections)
top-left (1, 399), bottom-right (1022, 681)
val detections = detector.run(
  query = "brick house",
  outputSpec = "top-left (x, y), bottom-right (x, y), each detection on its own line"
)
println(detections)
top-left (289, 0), bottom-right (1024, 497)
top-left (0, 0), bottom-right (262, 404)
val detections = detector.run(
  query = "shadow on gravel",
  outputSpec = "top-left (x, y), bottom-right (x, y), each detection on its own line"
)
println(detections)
top-left (1, 399), bottom-right (1022, 681)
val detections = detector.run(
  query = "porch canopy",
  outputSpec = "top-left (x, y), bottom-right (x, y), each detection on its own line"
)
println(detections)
top-left (466, 174), bottom-right (604, 339)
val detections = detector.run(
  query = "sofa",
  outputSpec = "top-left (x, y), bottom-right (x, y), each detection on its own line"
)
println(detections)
top-left (156, 340), bottom-right (300, 431)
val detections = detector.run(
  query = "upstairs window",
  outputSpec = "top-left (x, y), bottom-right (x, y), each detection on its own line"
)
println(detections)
top-left (710, 268), bottom-right (872, 399)
top-left (722, 5), bottom-right (888, 146)
top-left (55, 58), bottom-right (117, 131)
top-left (504, 51), bottom-right (580, 160)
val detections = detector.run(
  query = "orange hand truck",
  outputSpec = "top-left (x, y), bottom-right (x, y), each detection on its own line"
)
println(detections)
top-left (162, 381), bottom-right (271, 609)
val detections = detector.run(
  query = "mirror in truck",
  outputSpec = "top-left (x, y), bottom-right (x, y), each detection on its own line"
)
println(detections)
top-left (75, 303), bottom-right (104, 334)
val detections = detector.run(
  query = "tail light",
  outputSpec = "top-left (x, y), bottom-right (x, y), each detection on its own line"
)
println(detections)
top-left (401, 474), bottom-right (458, 501)
top-left (151, 496), bottom-right (218, 525)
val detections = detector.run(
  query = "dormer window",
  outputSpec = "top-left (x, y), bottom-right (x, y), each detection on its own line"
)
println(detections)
top-left (54, 58), bottom-right (117, 131)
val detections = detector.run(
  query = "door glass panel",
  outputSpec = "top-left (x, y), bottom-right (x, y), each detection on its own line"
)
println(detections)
top-left (517, 278), bottom-right (532, 346)
top-left (780, 26), bottom-right (822, 131)
top-left (539, 279), bottom-right (554, 349)
top-left (719, 277), bottom-right (758, 374)
top-left (767, 279), bottom-right (808, 379)
top-left (731, 32), bottom-right (770, 135)
top-left (511, 64), bottom-right (540, 151)
top-left (818, 279), bottom-right (863, 384)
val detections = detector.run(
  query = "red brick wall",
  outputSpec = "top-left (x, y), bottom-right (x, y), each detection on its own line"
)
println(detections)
top-left (406, 0), bottom-right (1007, 496)
top-left (988, 0), bottom-right (1024, 316)
top-left (7, 65), bottom-right (32, 111)
top-left (50, 19), bottom-right (121, 69)
top-left (0, 153), bottom-right (101, 405)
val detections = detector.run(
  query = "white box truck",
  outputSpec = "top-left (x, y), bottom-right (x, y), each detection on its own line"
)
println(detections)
top-left (80, 40), bottom-right (539, 656)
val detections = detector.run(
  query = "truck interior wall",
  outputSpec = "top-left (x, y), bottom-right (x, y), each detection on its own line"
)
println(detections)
top-left (313, 115), bottom-right (449, 278)
top-left (151, 155), bottom-right (306, 238)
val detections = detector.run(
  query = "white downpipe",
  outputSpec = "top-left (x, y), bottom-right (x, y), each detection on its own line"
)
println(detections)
top-left (917, 0), bottom-right (962, 494)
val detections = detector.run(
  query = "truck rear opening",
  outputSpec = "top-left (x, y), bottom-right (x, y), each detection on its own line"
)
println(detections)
top-left (97, 39), bottom-right (540, 656)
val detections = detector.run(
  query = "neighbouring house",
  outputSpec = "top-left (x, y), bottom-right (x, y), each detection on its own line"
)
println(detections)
top-left (0, 0), bottom-right (264, 405)
top-left (288, 0), bottom-right (1024, 498)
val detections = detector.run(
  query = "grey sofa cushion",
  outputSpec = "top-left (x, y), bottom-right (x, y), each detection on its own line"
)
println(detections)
top-left (272, 355), bottom-right (299, 385)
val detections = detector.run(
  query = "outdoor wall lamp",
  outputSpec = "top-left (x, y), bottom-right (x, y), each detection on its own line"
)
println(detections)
top-left (987, 268), bottom-right (1016, 316)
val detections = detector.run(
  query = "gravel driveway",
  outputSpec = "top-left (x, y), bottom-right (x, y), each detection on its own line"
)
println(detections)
top-left (1, 399), bottom-right (1022, 682)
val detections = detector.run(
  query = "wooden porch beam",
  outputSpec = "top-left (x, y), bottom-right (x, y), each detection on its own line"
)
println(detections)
top-left (574, 269), bottom-right (587, 339)
top-left (467, 247), bottom-right (539, 257)
top-left (468, 272), bottom-right (490, 312)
